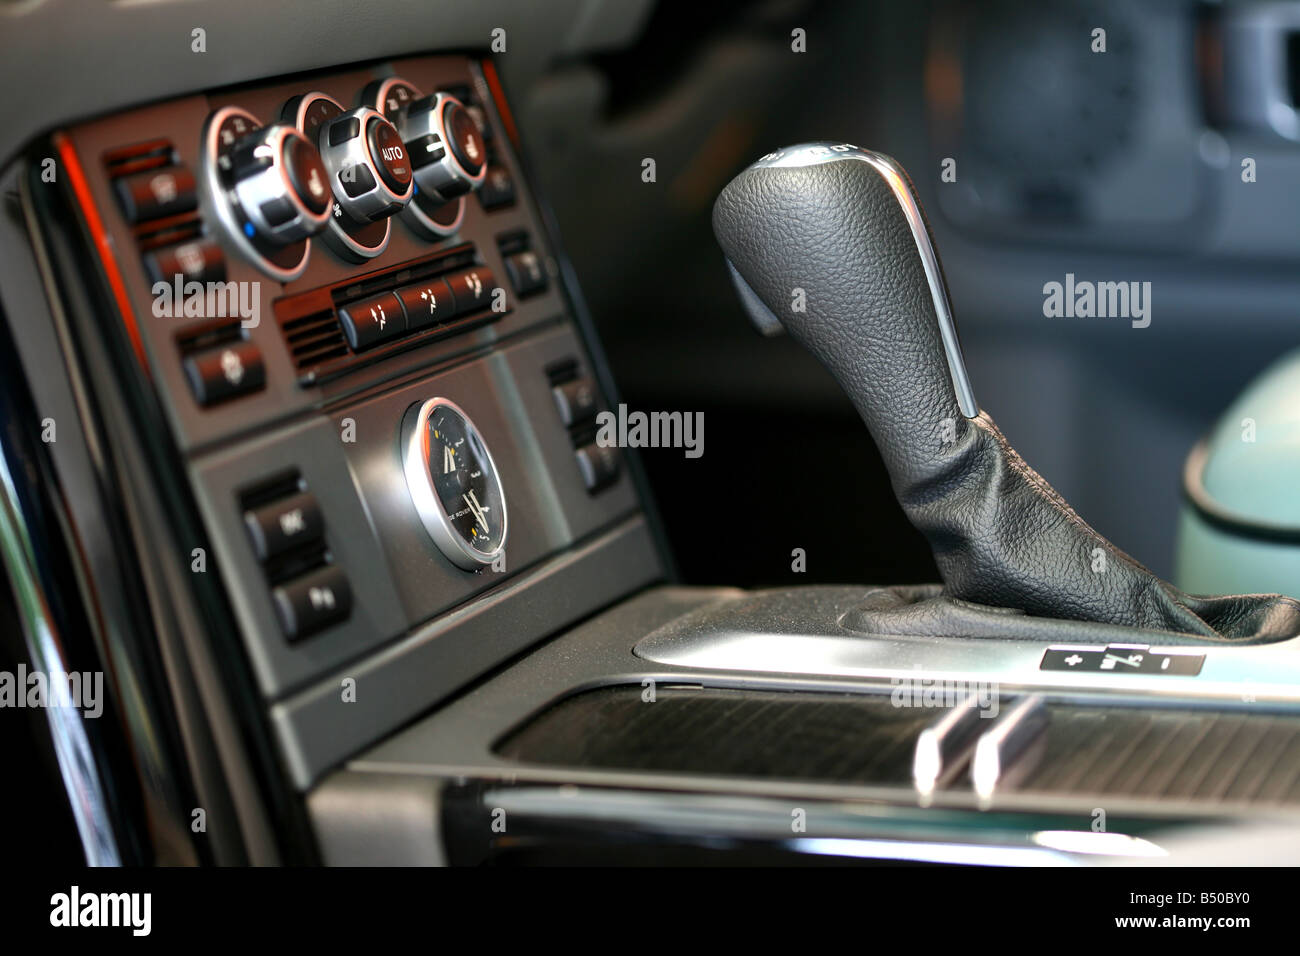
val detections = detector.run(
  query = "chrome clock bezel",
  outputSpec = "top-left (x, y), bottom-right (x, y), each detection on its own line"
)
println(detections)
top-left (402, 397), bottom-right (509, 570)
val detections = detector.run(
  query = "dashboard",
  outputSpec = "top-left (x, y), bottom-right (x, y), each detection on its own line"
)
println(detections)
top-left (2, 42), bottom-right (666, 864)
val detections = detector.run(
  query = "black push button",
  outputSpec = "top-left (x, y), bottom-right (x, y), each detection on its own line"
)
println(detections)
top-left (272, 565), bottom-right (352, 641)
top-left (338, 292), bottom-right (406, 351)
top-left (328, 116), bottom-right (361, 146)
top-left (396, 278), bottom-right (456, 331)
top-left (478, 165), bottom-right (515, 209)
top-left (143, 239), bottom-right (225, 286)
top-left (407, 134), bottom-right (446, 170)
top-left (446, 267), bottom-right (497, 314)
top-left (260, 196), bottom-right (296, 227)
top-left (243, 492), bottom-right (325, 562)
top-left (553, 377), bottom-right (599, 427)
top-left (574, 441), bottom-right (620, 493)
top-left (182, 341), bottom-right (266, 406)
top-left (339, 163), bottom-right (377, 198)
top-left (504, 250), bottom-right (547, 296)
top-left (114, 165), bottom-right (198, 223)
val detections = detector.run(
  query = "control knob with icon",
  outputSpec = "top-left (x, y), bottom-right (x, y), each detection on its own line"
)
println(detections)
top-left (363, 78), bottom-right (487, 240)
top-left (315, 106), bottom-right (414, 222)
top-left (396, 92), bottom-right (487, 203)
top-left (282, 93), bottom-right (414, 261)
top-left (197, 106), bottom-right (332, 280)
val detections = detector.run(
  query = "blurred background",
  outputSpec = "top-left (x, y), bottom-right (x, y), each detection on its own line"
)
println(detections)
top-left (515, 0), bottom-right (1300, 589)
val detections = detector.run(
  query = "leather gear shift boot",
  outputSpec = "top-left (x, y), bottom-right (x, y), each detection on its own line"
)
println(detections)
top-left (868, 410), bottom-right (1300, 643)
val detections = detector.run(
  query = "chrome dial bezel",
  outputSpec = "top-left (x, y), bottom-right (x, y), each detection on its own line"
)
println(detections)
top-left (197, 105), bottom-right (325, 281)
top-left (402, 397), bottom-right (509, 570)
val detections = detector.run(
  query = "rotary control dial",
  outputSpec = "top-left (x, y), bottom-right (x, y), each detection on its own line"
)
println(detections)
top-left (317, 106), bottom-right (413, 221)
top-left (283, 93), bottom-right (412, 261)
top-left (198, 106), bottom-right (331, 280)
top-left (402, 398), bottom-right (507, 570)
top-left (363, 78), bottom-right (484, 239)
top-left (397, 92), bottom-right (487, 202)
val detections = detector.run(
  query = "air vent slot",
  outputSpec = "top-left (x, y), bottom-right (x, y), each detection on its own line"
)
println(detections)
top-left (104, 138), bottom-right (177, 178)
top-left (135, 212), bottom-right (204, 250)
top-left (281, 308), bottom-right (349, 369)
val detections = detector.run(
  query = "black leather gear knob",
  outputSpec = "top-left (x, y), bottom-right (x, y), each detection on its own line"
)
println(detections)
top-left (713, 142), bottom-right (1300, 642)
top-left (713, 143), bottom-right (977, 492)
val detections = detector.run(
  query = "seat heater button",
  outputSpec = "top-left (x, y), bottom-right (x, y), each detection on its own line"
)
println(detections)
top-left (143, 239), bottom-right (226, 285)
top-left (114, 165), bottom-right (198, 222)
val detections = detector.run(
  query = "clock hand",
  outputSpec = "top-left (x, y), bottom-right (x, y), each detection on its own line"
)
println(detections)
top-left (464, 491), bottom-right (489, 530)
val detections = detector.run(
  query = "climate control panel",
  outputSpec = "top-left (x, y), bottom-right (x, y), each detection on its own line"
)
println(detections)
top-left (199, 79), bottom-right (483, 279)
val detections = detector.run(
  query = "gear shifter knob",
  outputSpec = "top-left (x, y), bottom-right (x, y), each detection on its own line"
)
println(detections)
top-left (714, 142), bottom-right (1300, 642)
top-left (713, 143), bottom-right (977, 491)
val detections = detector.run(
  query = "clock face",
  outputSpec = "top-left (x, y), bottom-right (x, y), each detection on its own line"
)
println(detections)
top-left (423, 403), bottom-right (505, 558)
top-left (403, 399), bottom-right (507, 569)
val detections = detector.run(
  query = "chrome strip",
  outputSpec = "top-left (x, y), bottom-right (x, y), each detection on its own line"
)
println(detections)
top-left (750, 143), bottom-right (979, 417)
top-left (633, 587), bottom-right (1300, 706)
top-left (478, 785), bottom-right (1175, 867)
top-left (0, 448), bottom-right (120, 866)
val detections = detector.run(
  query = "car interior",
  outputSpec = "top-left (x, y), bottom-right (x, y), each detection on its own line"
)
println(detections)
top-left (3, 0), bottom-right (1300, 872)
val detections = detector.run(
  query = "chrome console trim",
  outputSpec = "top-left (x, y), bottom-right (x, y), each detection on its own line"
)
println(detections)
top-left (633, 587), bottom-right (1300, 707)
top-left (0, 442), bottom-right (120, 866)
